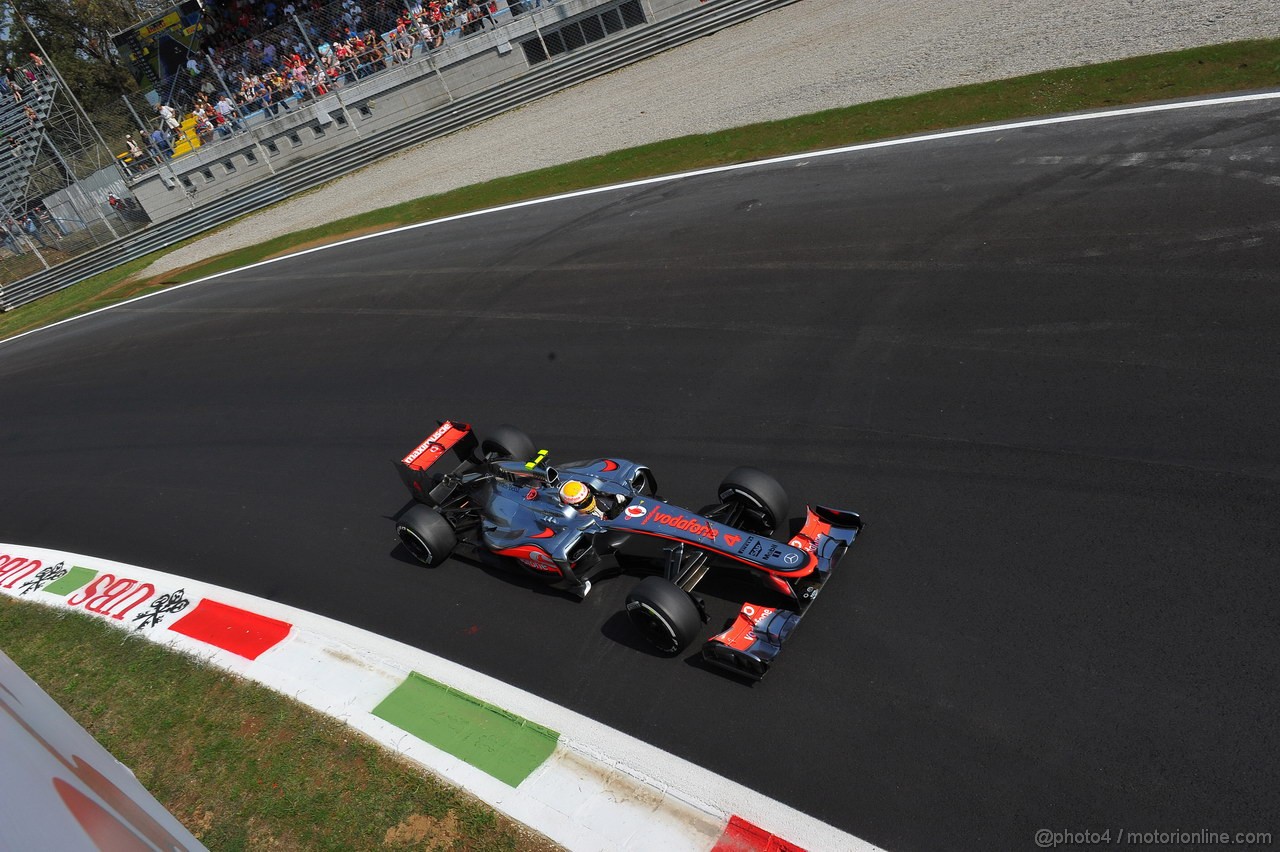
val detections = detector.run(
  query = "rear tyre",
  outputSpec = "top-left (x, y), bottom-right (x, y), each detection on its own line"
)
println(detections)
top-left (625, 576), bottom-right (702, 654)
top-left (396, 505), bottom-right (457, 567)
top-left (718, 466), bottom-right (789, 535)
top-left (481, 424), bottom-right (535, 462)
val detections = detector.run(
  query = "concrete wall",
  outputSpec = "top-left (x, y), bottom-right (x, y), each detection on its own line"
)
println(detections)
top-left (0, 650), bottom-right (207, 851)
top-left (131, 0), bottom-right (703, 224)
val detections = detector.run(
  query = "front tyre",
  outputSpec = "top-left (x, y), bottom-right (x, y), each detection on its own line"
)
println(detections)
top-left (396, 505), bottom-right (457, 567)
top-left (625, 576), bottom-right (702, 654)
top-left (718, 466), bottom-right (789, 535)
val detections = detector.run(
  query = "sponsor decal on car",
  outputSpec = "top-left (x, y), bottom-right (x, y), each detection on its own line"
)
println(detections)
top-left (519, 549), bottom-right (559, 574)
top-left (711, 603), bottom-right (777, 650)
top-left (494, 545), bottom-right (562, 576)
top-left (623, 505), bottom-right (647, 519)
top-left (402, 421), bottom-right (456, 466)
top-left (788, 534), bottom-right (818, 554)
top-left (735, 535), bottom-right (784, 561)
top-left (640, 508), bottom-right (719, 541)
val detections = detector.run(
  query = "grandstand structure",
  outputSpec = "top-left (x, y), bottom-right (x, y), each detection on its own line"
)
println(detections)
top-left (123, 0), bottom-right (674, 223)
top-left (1, 0), bottom-right (790, 305)
top-left (0, 57), bottom-right (145, 280)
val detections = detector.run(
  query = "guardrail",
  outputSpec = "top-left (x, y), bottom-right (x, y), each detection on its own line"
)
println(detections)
top-left (0, 0), bottom-right (800, 313)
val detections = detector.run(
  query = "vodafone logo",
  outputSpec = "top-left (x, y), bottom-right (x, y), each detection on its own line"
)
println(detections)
top-left (428, 444), bottom-right (443, 454)
top-left (624, 505), bottom-right (647, 519)
top-left (742, 604), bottom-right (775, 626)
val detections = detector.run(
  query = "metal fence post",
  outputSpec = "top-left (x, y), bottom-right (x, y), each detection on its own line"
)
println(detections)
top-left (426, 53), bottom-right (454, 103)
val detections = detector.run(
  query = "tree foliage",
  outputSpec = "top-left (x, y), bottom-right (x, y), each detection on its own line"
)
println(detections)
top-left (1, 0), bottom-right (172, 102)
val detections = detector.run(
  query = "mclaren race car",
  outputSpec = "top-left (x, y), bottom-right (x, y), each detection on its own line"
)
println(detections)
top-left (392, 420), bottom-right (864, 680)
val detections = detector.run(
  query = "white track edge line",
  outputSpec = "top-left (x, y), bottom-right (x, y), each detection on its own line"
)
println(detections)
top-left (3, 89), bottom-right (1278, 351)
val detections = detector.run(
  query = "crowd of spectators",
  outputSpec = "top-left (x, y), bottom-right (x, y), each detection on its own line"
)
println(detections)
top-left (130, 0), bottom-right (542, 169)
top-left (1, 55), bottom-right (48, 106)
top-left (1, 55), bottom-right (64, 256)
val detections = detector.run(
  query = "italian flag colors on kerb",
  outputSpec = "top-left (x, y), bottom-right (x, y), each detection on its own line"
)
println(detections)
top-left (0, 553), bottom-right (291, 660)
top-left (2, 549), bottom-right (825, 849)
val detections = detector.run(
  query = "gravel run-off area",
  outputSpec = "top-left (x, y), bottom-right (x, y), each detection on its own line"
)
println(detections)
top-left (143, 0), bottom-right (1279, 276)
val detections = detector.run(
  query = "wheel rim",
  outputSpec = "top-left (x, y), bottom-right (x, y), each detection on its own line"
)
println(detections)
top-left (627, 602), bottom-right (679, 653)
top-left (398, 527), bottom-right (432, 564)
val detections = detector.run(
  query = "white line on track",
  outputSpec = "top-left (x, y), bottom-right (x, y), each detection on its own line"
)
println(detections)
top-left (3, 89), bottom-right (1278, 352)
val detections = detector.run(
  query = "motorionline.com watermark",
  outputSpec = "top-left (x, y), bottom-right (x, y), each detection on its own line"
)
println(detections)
top-left (1035, 828), bottom-right (1272, 848)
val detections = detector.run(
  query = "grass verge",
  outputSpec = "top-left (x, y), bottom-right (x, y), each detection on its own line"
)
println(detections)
top-left (2, 38), bottom-right (1278, 343)
top-left (0, 596), bottom-right (560, 851)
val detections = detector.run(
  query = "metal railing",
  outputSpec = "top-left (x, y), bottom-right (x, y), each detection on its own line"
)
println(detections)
top-left (0, 0), bottom-right (801, 313)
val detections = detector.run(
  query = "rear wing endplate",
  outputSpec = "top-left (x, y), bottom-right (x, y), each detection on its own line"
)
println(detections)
top-left (394, 420), bottom-right (478, 504)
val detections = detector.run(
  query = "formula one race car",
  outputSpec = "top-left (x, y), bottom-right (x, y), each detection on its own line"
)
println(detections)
top-left (392, 420), bottom-right (863, 680)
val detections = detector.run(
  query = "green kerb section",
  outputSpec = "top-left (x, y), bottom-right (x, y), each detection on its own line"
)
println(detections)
top-left (372, 672), bottom-right (559, 788)
top-left (40, 566), bottom-right (97, 596)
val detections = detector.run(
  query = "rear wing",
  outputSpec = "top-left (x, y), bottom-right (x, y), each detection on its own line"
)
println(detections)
top-left (394, 420), bottom-right (479, 505)
top-left (702, 505), bottom-right (863, 681)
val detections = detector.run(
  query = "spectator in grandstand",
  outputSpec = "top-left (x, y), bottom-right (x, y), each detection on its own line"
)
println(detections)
top-left (148, 127), bottom-right (174, 159)
top-left (4, 66), bottom-right (23, 103)
top-left (27, 53), bottom-right (48, 78)
top-left (270, 72), bottom-right (293, 110)
top-left (193, 106), bottom-right (215, 143)
top-left (158, 102), bottom-right (180, 133)
top-left (22, 214), bottom-right (50, 249)
top-left (122, 134), bottom-right (146, 173)
top-left (215, 93), bottom-right (243, 133)
top-left (22, 105), bottom-right (37, 126)
top-left (392, 27), bottom-right (415, 63)
top-left (418, 18), bottom-right (444, 51)
top-left (357, 32), bottom-right (386, 77)
top-left (35, 206), bottom-right (61, 236)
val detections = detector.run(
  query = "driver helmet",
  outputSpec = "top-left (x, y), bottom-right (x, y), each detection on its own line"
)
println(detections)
top-left (559, 480), bottom-right (598, 515)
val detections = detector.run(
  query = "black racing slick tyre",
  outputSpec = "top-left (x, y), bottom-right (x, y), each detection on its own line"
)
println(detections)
top-left (718, 466), bottom-right (789, 535)
top-left (396, 505), bottom-right (457, 567)
top-left (625, 576), bottom-right (702, 655)
top-left (481, 424), bottom-right (535, 462)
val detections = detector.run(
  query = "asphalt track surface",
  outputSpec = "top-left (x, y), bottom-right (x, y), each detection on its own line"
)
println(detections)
top-left (3, 97), bottom-right (1280, 850)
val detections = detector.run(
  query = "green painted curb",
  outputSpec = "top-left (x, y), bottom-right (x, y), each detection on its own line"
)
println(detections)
top-left (372, 671), bottom-right (559, 788)
top-left (41, 566), bottom-right (97, 596)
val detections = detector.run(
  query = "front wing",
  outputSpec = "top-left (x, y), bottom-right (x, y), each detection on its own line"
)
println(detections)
top-left (701, 505), bottom-right (862, 680)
